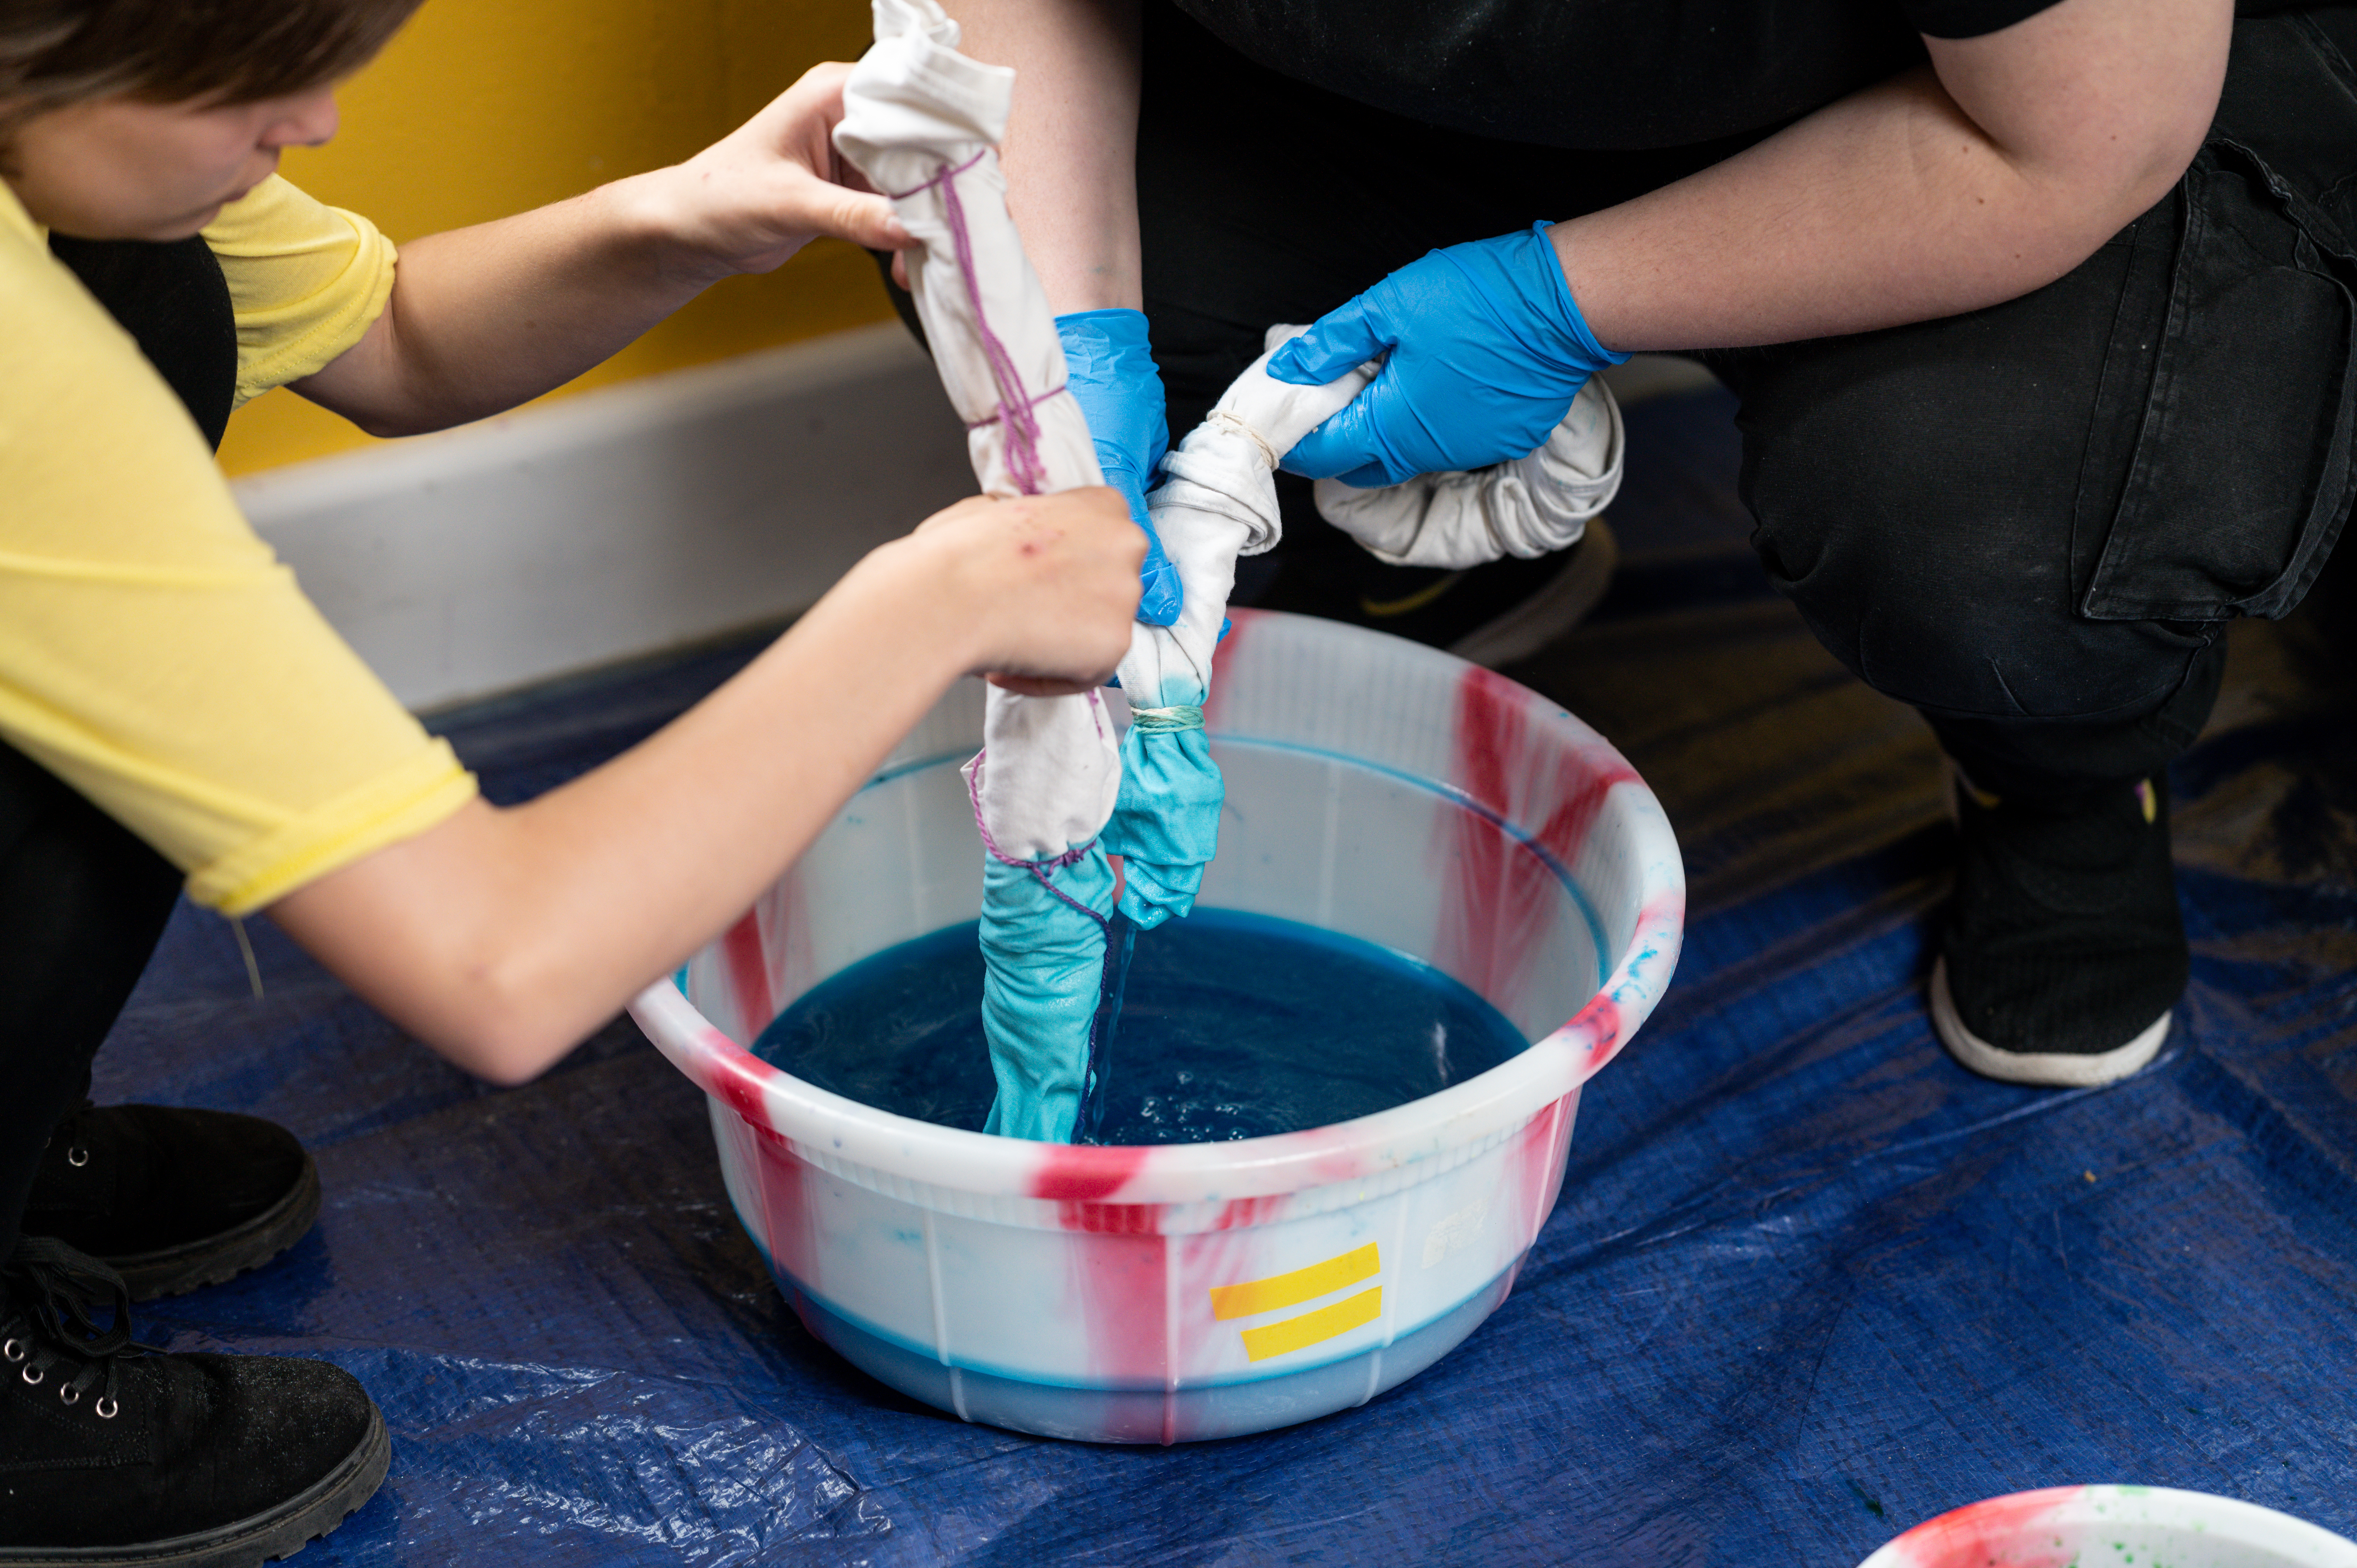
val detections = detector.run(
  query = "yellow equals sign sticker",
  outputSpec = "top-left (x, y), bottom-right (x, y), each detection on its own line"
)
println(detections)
top-left (1209, 1243), bottom-right (1383, 1362)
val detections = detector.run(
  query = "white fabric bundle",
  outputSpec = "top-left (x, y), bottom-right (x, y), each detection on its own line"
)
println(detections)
top-left (1311, 377), bottom-right (1625, 570)
top-left (1117, 327), bottom-right (1375, 706)
top-left (835, 0), bottom-right (1117, 863)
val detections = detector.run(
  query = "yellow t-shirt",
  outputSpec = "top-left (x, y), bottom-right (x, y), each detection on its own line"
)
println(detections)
top-left (0, 176), bottom-right (477, 915)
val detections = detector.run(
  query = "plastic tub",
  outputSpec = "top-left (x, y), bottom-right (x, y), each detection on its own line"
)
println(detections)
top-left (1857, 1487), bottom-right (2357, 1568)
top-left (629, 608), bottom-right (1684, 1442)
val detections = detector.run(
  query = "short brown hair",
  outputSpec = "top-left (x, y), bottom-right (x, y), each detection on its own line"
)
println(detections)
top-left (1, 0), bottom-right (422, 122)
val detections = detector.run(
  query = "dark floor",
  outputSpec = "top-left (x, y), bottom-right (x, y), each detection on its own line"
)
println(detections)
top-left (101, 385), bottom-right (2357, 1564)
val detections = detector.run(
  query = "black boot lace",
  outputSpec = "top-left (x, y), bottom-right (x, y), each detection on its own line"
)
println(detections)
top-left (1, 1236), bottom-right (148, 1420)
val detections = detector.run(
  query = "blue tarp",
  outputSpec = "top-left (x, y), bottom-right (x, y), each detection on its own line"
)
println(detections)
top-left (102, 386), bottom-right (2357, 1563)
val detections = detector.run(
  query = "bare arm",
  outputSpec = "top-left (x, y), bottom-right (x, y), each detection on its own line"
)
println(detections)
top-left (268, 487), bottom-right (1141, 1084)
top-left (1556, 0), bottom-right (2232, 350)
top-left (295, 64), bottom-right (912, 436)
top-left (939, 0), bottom-right (1143, 312)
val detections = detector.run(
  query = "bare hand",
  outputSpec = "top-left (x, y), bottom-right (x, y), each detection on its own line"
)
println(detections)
top-left (906, 490), bottom-right (1142, 693)
top-left (651, 62), bottom-right (917, 279)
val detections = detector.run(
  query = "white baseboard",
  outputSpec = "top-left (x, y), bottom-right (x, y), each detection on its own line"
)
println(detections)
top-left (233, 323), bottom-right (971, 713)
top-left (232, 330), bottom-right (1714, 714)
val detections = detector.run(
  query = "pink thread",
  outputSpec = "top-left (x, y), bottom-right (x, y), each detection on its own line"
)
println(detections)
top-left (884, 150), bottom-right (987, 202)
top-left (965, 384), bottom-right (1069, 433)
top-left (903, 153), bottom-right (1048, 495)
top-left (963, 750), bottom-right (1108, 928)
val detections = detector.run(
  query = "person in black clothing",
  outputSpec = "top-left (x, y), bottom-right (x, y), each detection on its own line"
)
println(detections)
top-left (946, 0), bottom-right (2355, 1088)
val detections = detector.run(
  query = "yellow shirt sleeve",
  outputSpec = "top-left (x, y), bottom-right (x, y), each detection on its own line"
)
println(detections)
top-left (0, 185), bottom-right (474, 916)
top-left (201, 175), bottom-right (398, 408)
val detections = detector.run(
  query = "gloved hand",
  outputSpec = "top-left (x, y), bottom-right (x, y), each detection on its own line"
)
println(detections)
top-left (1267, 222), bottom-right (1628, 489)
top-left (1057, 308), bottom-right (1182, 626)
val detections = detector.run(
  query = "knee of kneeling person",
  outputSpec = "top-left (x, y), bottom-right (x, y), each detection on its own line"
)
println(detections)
top-left (1751, 513), bottom-right (2218, 722)
top-left (1845, 593), bottom-right (2221, 727)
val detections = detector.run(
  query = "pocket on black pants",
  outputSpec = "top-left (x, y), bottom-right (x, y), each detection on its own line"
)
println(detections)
top-left (2078, 145), bottom-right (2357, 622)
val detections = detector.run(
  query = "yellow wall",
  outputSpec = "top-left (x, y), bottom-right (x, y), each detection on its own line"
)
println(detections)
top-left (217, 0), bottom-right (894, 477)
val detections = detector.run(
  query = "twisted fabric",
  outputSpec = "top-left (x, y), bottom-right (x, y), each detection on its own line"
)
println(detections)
top-left (838, 0), bottom-right (1122, 1142)
top-left (1103, 327), bottom-right (1375, 933)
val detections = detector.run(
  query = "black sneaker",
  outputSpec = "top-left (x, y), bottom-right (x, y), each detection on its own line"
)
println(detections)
top-left (1249, 517), bottom-right (1620, 666)
top-left (21, 1105), bottom-right (320, 1302)
top-left (1930, 768), bottom-right (2187, 1087)
top-left (0, 1238), bottom-right (387, 1566)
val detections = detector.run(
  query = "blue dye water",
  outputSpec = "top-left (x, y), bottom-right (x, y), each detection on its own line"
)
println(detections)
top-left (752, 908), bottom-right (1530, 1144)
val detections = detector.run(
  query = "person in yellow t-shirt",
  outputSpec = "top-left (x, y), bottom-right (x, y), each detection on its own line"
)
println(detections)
top-left (0, 0), bottom-right (1140, 1556)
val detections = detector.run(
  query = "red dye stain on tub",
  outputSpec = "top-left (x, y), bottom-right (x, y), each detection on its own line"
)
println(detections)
top-left (1438, 667), bottom-right (1638, 1009)
top-left (1033, 1142), bottom-right (1156, 1232)
top-left (1212, 1195), bottom-right (1288, 1231)
top-left (720, 911), bottom-right (772, 1044)
top-left (749, 1132), bottom-right (822, 1295)
top-left (1506, 1093), bottom-right (1575, 1287)
top-left (1066, 1229), bottom-right (1170, 1386)
top-left (1031, 1144), bottom-right (1171, 1394)
top-left (1883, 1487), bottom-right (2086, 1568)
top-left (706, 1057), bottom-right (823, 1291)
top-left (1566, 991), bottom-right (1623, 1070)
top-left (709, 1044), bottom-right (773, 1134)
top-left (1201, 606), bottom-right (1258, 731)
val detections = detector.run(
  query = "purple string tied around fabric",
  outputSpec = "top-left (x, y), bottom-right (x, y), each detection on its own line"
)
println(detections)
top-left (894, 152), bottom-right (1053, 497)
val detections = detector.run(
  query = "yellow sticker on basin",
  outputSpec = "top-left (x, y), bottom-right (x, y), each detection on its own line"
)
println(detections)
top-left (1239, 1287), bottom-right (1383, 1361)
top-left (1208, 1243), bottom-right (1380, 1321)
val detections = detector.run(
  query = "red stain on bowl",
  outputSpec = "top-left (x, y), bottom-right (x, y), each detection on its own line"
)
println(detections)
top-left (1884, 1487), bottom-right (2087, 1568)
top-left (1567, 991), bottom-right (1623, 1067)
top-left (709, 1042), bottom-right (772, 1133)
top-left (1212, 1195), bottom-right (1288, 1231)
top-left (1201, 606), bottom-right (1257, 731)
top-left (1032, 1143), bottom-right (1153, 1204)
top-left (1438, 667), bottom-right (1638, 1010)
top-left (703, 1053), bottom-right (824, 1290)
top-left (720, 911), bottom-right (772, 1041)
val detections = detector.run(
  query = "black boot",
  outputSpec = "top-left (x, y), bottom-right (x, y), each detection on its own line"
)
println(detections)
top-left (0, 1238), bottom-right (386, 1566)
top-left (1930, 768), bottom-right (2187, 1087)
top-left (21, 1105), bottom-right (319, 1301)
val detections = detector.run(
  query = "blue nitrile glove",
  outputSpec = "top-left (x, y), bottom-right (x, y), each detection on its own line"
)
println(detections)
top-left (1058, 308), bottom-right (1182, 626)
top-left (1268, 222), bottom-right (1628, 489)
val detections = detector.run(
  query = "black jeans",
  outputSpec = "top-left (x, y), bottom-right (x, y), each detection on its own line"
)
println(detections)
top-left (1138, 3), bottom-right (2357, 798)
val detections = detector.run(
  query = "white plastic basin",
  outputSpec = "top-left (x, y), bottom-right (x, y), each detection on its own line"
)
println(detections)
top-left (1858, 1486), bottom-right (2357, 1568)
top-left (629, 608), bottom-right (1685, 1442)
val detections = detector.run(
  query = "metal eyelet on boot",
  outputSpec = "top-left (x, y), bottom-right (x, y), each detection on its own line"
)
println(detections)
top-left (2, 1337), bottom-right (24, 1363)
top-left (22, 1363), bottom-right (43, 1385)
top-left (94, 1395), bottom-right (118, 1418)
top-left (58, 1383), bottom-right (78, 1406)
top-left (66, 1144), bottom-right (89, 1168)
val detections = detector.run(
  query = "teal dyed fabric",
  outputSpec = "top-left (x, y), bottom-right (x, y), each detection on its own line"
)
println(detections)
top-left (977, 850), bottom-right (1117, 1142)
top-left (1102, 722), bottom-right (1222, 931)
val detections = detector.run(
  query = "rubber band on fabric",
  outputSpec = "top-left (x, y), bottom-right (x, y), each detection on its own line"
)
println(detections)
top-left (1129, 705), bottom-right (1205, 733)
top-left (1205, 410), bottom-right (1283, 472)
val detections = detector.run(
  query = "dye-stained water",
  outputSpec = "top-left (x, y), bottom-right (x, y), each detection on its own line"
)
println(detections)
top-left (753, 908), bottom-right (1530, 1144)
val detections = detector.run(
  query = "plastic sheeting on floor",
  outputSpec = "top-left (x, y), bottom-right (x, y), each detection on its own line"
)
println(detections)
top-left (100, 385), bottom-right (2357, 1563)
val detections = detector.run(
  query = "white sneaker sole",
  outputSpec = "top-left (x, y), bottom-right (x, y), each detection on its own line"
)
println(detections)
top-left (1928, 958), bottom-right (2171, 1088)
top-left (1447, 518), bottom-right (1620, 669)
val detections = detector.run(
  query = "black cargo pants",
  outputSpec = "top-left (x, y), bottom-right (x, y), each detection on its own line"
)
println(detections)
top-left (1138, 4), bottom-right (2357, 798)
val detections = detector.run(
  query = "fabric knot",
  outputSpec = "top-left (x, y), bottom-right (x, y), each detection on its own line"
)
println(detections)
top-left (1129, 705), bottom-right (1205, 733)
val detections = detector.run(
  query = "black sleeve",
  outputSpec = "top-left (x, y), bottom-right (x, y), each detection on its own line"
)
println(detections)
top-left (1902, 0), bottom-right (2064, 39)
